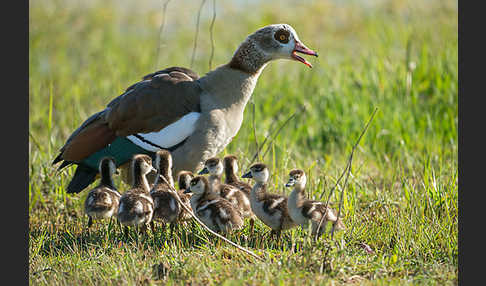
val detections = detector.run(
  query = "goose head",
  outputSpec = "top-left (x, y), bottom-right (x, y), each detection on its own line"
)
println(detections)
top-left (154, 150), bottom-right (173, 173)
top-left (231, 24), bottom-right (318, 73)
top-left (241, 163), bottom-right (269, 184)
top-left (184, 176), bottom-right (209, 195)
top-left (99, 156), bottom-right (118, 177)
top-left (285, 169), bottom-right (307, 190)
top-left (131, 154), bottom-right (156, 178)
top-left (223, 155), bottom-right (239, 174)
top-left (199, 157), bottom-right (223, 176)
top-left (178, 171), bottom-right (194, 190)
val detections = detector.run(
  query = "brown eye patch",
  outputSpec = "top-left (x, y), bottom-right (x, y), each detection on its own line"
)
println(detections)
top-left (274, 29), bottom-right (290, 44)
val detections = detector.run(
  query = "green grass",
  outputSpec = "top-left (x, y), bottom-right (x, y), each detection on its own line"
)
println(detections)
top-left (29, 0), bottom-right (458, 284)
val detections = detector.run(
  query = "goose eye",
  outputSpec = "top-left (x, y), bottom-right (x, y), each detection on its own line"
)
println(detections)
top-left (274, 30), bottom-right (290, 44)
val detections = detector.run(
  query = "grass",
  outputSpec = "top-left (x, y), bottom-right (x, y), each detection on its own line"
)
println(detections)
top-left (29, 0), bottom-right (458, 284)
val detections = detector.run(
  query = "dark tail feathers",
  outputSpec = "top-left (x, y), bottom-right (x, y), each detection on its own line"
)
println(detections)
top-left (66, 165), bottom-right (97, 194)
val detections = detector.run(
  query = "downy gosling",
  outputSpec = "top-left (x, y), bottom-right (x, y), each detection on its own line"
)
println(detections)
top-left (184, 176), bottom-right (243, 234)
top-left (84, 156), bottom-right (121, 228)
top-left (286, 169), bottom-right (345, 238)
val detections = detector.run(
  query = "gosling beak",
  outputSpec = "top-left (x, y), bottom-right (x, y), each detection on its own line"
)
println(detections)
top-left (198, 167), bottom-right (209, 175)
top-left (291, 41), bottom-right (318, 68)
top-left (285, 178), bottom-right (296, 187)
top-left (241, 171), bottom-right (253, 179)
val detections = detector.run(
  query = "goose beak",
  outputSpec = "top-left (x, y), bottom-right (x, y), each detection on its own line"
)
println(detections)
top-left (285, 178), bottom-right (295, 187)
top-left (241, 171), bottom-right (252, 179)
top-left (183, 188), bottom-right (192, 194)
top-left (198, 167), bottom-right (209, 175)
top-left (292, 41), bottom-right (318, 68)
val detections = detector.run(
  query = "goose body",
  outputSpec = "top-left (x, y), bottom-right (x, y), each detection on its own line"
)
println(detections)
top-left (286, 170), bottom-right (345, 237)
top-left (84, 157), bottom-right (121, 227)
top-left (242, 163), bottom-right (297, 234)
top-left (117, 154), bottom-right (155, 228)
top-left (185, 176), bottom-right (243, 234)
top-left (52, 24), bottom-right (317, 194)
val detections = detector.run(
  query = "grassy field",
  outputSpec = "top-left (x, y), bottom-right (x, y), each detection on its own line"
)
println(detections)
top-left (29, 0), bottom-right (458, 284)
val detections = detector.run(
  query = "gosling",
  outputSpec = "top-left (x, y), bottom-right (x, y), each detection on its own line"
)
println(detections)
top-left (117, 154), bottom-right (155, 234)
top-left (184, 176), bottom-right (243, 234)
top-left (176, 171), bottom-right (195, 222)
top-left (150, 150), bottom-right (187, 234)
top-left (223, 155), bottom-right (252, 197)
top-left (200, 157), bottom-right (253, 219)
top-left (84, 157), bottom-right (121, 228)
top-left (242, 163), bottom-right (297, 239)
top-left (286, 169), bottom-right (345, 238)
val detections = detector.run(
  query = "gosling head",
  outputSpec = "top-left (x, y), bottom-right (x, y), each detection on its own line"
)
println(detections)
top-left (184, 176), bottom-right (209, 195)
top-left (199, 157), bottom-right (223, 176)
top-left (131, 154), bottom-right (156, 177)
top-left (241, 163), bottom-right (269, 184)
top-left (154, 150), bottom-right (173, 172)
top-left (99, 156), bottom-right (118, 176)
top-left (178, 171), bottom-right (194, 190)
top-left (223, 155), bottom-right (239, 174)
top-left (285, 169), bottom-right (307, 190)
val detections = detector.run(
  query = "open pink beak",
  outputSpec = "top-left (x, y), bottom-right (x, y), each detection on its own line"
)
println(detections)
top-left (291, 41), bottom-right (318, 68)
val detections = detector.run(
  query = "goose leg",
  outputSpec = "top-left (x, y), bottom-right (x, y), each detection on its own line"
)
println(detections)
top-left (87, 216), bottom-right (93, 228)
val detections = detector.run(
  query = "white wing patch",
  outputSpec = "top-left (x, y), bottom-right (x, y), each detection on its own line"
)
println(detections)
top-left (127, 112), bottom-right (201, 152)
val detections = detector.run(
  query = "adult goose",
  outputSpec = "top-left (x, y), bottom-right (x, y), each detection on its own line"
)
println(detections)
top-left (52, 24), bottom-right (318, 194)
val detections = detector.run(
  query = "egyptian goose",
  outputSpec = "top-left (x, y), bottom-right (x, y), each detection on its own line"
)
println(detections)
top-left (184, 176), bottom-right (243, 234)
top-left (84, 156), bottom-right (121, 228)
top-left (117, 154), bottom-right (156, 233)
top-left (52, 24), bottom-right (318, 194)
top-left (286, 169), bottom-right (345, 238)
top-left (176, 171), bottom-right (195, 222)
top-left (242, 163), bottom-right (297, 239)
top-left (199, 157), bottom-right (253, 219)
